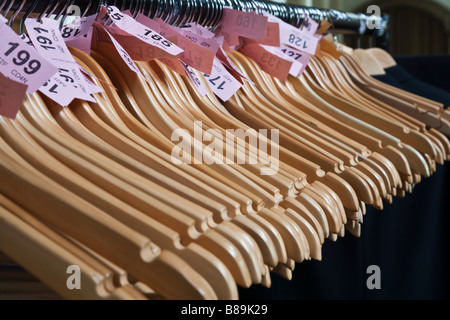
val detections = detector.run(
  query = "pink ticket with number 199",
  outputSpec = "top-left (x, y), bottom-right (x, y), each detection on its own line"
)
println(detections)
top-left (0, 22), bottom-right (58, 93)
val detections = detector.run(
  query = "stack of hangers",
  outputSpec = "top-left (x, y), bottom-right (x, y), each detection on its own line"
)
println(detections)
top-left (0, 6), bottom-right (449, 301)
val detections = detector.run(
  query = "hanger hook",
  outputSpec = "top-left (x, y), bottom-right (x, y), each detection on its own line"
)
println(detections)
top-left (182, 0), bottom-right (195, 26)
top-left (163, 0), bottom-right (172, 23)
top-left (161, 0), bottom-right (168, 22)
top-left (36, 0), bottom-right (53, 22)
top-left (47, 0), bottom-right (63, 18)
top-left (93, 0), bottom-right (103, 15)
top-left (19, 0), bottom-right (38, 34)
top-left (208, 0), bottom-right (219, 28)
top-left (325, 11), bottom-right (336, 32)
top-left (132, 0), bottom-right (140, 18)
top-left (147, 0), bottom-right (158, 19)
top-left (2, 0), bottom-right (15, 18)
top-left (0, 0), bottom-right (10, 14)
top-left (59, 0), bottom-right (76, 29)
top-left (138, 0), bottom-right (145, 15)
top-left (81, 0), bottom-right (93, 17)
top-left (127, 0), bottom-right (133, 13)
top-left (171, 0), bottom-right (184, 26)
top-left (8, 0), bottom-right (26, 28)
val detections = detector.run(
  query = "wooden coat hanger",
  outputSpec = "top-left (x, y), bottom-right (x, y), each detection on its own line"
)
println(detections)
top-left (137, 60), bottom-right (326, 262)
top-left (0, 137), bottom-right (217, 299)
top-left (332, 53), bottom-right (448, 169)
top-left (143, 61), bottom-right (302, 198)
top-left (137, 60), bottom-right (326, 261)
top-left (73, 48), bottom-right (306, 282)
top-left (30, 90), bottom-right (261, 288)
top-left (364, 48), bottom-right (448, 110)
top-left (343, 52), bottom-right (450, 137)
top-left (285, 70), bottom-right (414, 192)
top-left (227, 52), bottom-right (374, 210)
top-left (308, 55), bottom-right (438, 166)
top-left (330, 54), bottom-right (448, 165)
top-left (351, 50), bottom-right (386, 75)
top-left (229, 52), bottom-right (380, 210)
top-left (145, 62), bottom-right (300, 194)
top-left (21, 88), bottom-right (260, 289)
top-left (365, 48), bottom-right (397, 69)
top-left (148, 62), bottom-right (320, 264)
top-left (348, 52), bottom-right (447, 149)
top-left (0, 113), bottom-right (239, 299)
top-left (230, 52), bottom-right (350, 171)
top-left (314, 53), bottom-right (442, 186)
top-left (167, 64), bottom-right (321, 198)
top-left (200, 55), bottom-right (358, 235)
top-left (0, 194), bottom-right (157, 300)
top-left (94, 45), bottom-right (282, 210)
top-left (350, 50), bottom-right (441, 112)
top-left (271, 73), bottom-right (403, 194)
top-left (69, 50), bottom-right (264, 220)
top-left (234, 88), bottom-right (384, 209)
top-left (0, 193), bottom-right (117, 299)
top-left (0, 202), bottom-right (138, 300)
top-left (200, 78), bottom-right (344, 236)
top-left (137, 63), bottom-right (284, 207)
top-left (84, 50), bottom-right (291, 271)
top-left (145, 61), bottom-right (338, 256)
top-left (316, 54), bottom-right (427, 130)
top-left (74, 54), bottom-right (288, 282)
top-left (301, 70), bottom-right (431, 179)
top-left (91, 45), bottom-right (309, 266)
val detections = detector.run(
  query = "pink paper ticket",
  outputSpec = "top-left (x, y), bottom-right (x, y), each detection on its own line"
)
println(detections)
top-left (203, 58), bottom-right (242, 101)
top-left (25, 17), bottom-right (101, 102)
top-left (102, 5), bottom-right (183, 56)
top-left (62, 14), bottom-right (97, 54)
top-left (221, 8), bottom-right (268, 41)
top-left (264, 12), bottom-right (319, 56)
top-left (0, 22), bottom-right (58, 93)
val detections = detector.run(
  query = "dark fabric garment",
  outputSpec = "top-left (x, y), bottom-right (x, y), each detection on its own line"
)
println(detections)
top-left (395, 56), bottom-right (450, 93)
top-left (373, 73), bottom-right (404, 89)
top-left (383, 65), bottom-right (450, 109)
top-left (238, 56), bottom-right (449, 300)
top-left (239, 163), bottom-right (449, 300)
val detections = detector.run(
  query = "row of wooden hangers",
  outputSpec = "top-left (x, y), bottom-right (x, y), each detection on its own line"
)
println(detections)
top-left (1, 10), bottom-right (449, 300)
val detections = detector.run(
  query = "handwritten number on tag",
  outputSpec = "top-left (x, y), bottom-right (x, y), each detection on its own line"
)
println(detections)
top-left (62, 27), bottom-right (82, 38)
top-left (42, 80), bottom-right (59, 94)
top-left (4, 42), bottom-right (19, 56)
top-left (204, 74), bottom-right (226, 90)
top-left (280, 48), bottom-right (303, 60)
top-left (143, 29), bottom-right (172, 47)
top-left (301, 20), bottom-right (311, 32)
top-left (4, 42), bottom-right (42, 74)
top-left (106, 6), bottom-right (124, 21)
top-left (58, 68), bottom-right (75, 83)
top-left (289, 34), bottom-right (308, 49)
top-left (32, 27), bottom-right (57, 50)
top-left (236, 15), bottom-right (257, 29)
top-left (261, 52), bottom-right (282, 69)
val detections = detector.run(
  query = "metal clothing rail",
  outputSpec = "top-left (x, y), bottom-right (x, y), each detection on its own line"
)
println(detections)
top-left (4, 0), bottom-right (389, 36)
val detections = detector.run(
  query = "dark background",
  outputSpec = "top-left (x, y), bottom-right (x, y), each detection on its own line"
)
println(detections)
top-left (239, 56), bottom-right (450, 300)
top-left (239, 162), bottom-right (449, 300)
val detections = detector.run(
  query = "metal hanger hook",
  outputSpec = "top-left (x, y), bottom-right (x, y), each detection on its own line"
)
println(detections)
top-left (81, 0), bottom-right (93, 17)
top-left (19, 0), bottom-right (38, 33)
top-left (60, 0), bottom-right (76, 28)
top-left (2, 0), bottom-right (15, 18)
top-left (0, 0), bottom-right (10, 14)
top-left (8, 0), bottom-right (26, 28)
